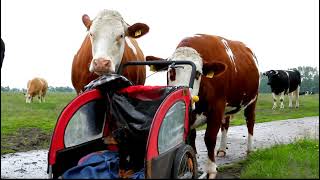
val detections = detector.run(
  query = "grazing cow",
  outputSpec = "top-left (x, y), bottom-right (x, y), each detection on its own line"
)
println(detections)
top-left (25, 77), bottom-right (48, 103)
top-left (299, 90), bottom-right (312, 95)
top-left (1, 38), bottom-right (4, 68)
top-left (263, 69), bottom-right (301, 109)
top-left (71, 9), bottom-right (149, 94)
top-left (146, 34), bottom-right (259, 178)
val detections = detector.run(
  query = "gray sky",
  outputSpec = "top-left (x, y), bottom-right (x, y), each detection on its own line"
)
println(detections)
top-left (1, 0), bottom-right (319, 89)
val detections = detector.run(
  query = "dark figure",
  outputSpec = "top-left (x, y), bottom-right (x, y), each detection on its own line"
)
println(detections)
top-left (1, 38), bottom-right (5, 68)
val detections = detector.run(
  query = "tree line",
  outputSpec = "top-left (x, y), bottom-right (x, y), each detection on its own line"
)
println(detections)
top-left (259, 66), bottom-right (319, 93)
top-left (1, 86), bottom-right (75, 93)
top-left (2, 66), bottom-right (318, 93)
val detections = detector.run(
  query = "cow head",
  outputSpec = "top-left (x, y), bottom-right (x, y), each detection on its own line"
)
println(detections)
top-left (263, 70), bottom-right (279, 85)
top-left (82, 9), bottom-right (149, 75)
top-left (25, 93), bottom-right (32, 103)
top-left (147, 47), bottom-right (226, 108)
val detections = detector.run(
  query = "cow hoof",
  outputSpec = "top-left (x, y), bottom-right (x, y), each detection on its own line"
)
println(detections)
top-left (217, 150), bottom-right (226, 157)
top-left (207, 172), bottom-right (217, 179)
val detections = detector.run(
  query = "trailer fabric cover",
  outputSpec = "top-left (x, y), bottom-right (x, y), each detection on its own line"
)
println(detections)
top-left (62, 150), bottom-right (144, 179)
top-left (109, 86), bottom-right (179, 171)
top-left (80, 73), bottom-right (181, 172)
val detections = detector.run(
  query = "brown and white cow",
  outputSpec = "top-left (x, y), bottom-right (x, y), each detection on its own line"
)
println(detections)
top-left (147, 34), bottom-right (259, 178)
top-left (25, 77), bottom-right (48, 103)
top-left (72, 9), bottom-right (149, 94)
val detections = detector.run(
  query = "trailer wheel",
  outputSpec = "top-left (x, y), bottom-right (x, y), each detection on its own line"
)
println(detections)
top-left (173, 144), bottom-right (198, 179)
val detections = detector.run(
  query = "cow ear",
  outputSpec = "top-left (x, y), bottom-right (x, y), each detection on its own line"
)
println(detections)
top-left (146, 55), bottom-right (168, 72)
top-left (82, 14), bottom-right (92, 30)
top-left (126, 23), bottom-right (149, 38)
top-left (202, 62), bottom-right (227, 78)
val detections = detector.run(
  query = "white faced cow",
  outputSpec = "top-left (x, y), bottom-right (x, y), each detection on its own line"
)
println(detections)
top-left (147, 34), bottom-right (259, 179)
top-left (72, 9), bottom-right (149, 94)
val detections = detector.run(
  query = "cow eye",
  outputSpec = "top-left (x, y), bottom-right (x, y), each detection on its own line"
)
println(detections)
top-left (116, 34), bottom-right (124, 41)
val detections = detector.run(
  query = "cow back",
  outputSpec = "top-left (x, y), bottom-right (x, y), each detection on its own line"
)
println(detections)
top-left (177, 34), bottom-right (259, 107)
top-left (28, 78), bottom-right (44, 95)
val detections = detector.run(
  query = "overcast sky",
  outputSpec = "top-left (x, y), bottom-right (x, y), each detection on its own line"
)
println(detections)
top-left (1, 0), bottom-right (319, 89)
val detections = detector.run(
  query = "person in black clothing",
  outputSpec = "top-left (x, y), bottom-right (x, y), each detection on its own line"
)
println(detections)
top-left (1, 38), bottom-right (5, 68)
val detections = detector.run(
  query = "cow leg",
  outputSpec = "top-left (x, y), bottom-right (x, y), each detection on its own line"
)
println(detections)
top-left (294, 86), bottom-right (300, 108)
top-left (279, 92), bottom-right (285, 109)
top-left (217, 115), bottom-right (231, 157)
top-left (205, 106), bottom-right (224, 179)
top-left (39, 95), bottom-right (42, 103)
top-left (272, 93), bottom-right (277, 109)
top-left (244, 100), bottom-right (256, 153)
top-left (37, 91), bottom-right (42, 103)
top-left (288, 92), bottom-right (293, 108)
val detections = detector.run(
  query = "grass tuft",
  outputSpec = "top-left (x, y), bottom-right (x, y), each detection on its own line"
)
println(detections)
top-left (240, 138), bottom-right (319, 179)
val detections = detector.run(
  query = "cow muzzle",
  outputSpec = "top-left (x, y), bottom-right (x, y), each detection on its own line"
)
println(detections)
top-left (91, 58), bottom-right (114, 75)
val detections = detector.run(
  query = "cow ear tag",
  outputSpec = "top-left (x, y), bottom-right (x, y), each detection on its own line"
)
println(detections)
top-left (206, 71), bottom-right (214, 78)
top-left (150, 65), bottom-right (156, 72)
top-left (192, 96), bottom-right (199, 103)
top-left (135, 30), bottom-right (142, 37)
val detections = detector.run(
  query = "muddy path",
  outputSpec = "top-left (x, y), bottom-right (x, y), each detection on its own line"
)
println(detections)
top-left (1, 116), bottom-right (319, 179)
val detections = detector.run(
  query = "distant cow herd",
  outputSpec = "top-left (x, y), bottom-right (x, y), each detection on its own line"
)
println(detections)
top-left (6, 8), bottom-right (312, 179)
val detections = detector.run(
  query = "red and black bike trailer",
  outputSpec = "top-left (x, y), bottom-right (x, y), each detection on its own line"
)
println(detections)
top-left (47, 61), bottom-right (200, 179)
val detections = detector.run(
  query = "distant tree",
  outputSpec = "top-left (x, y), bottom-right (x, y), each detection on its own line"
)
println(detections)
top-left (259, 73), bottom-right (270, 93)
top-left (290, 66), bottom-right (319, 93)
top-left (52, 86), bottom-right (75, 92)
top-left (11, 88), bottom-right (20, 92)
top-left (1, 86), bottom-right (10, 92)
top-left (48, 86), bottom-right (56, 92)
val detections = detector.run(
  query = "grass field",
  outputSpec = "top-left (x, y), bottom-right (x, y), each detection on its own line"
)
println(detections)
top-left (1, 92), bottom-right (319, 154)
top-left (217, 138), bottom-right (319, 179)
top-left (198, 93), bottom-right (319, 130)
top-left (1, 92), bottom-right (76, 154)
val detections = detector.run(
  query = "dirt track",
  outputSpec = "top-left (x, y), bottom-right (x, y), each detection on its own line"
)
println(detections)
top-left (1, 116), bottom-right (319, 179)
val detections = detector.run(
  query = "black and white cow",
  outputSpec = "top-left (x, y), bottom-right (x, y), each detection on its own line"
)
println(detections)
top-left (263, 69), bottom-right (301, 109)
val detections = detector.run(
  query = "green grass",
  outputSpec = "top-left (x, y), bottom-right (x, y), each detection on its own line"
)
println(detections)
top-left (239, 138), bottom-right (319, 179)
top-left (1, 92), bottom-right (76, 154)
top-left (1, 92), bottom-right (76, 134)
top-left (0, 92), bottom-right (319, 154)
top-left (198, 93), bottom-right (319, 130)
